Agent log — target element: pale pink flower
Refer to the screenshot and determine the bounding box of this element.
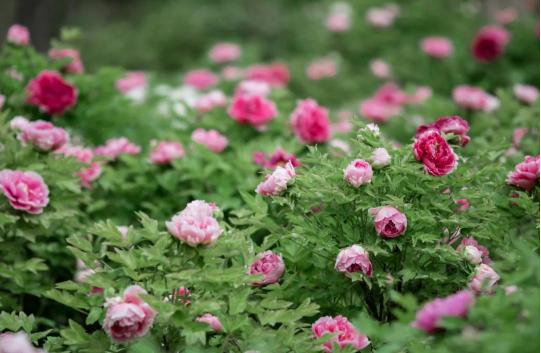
[103,285,157,342]
[290,99,331,144]
[116,72,147,94]
[332,110,353,134]
[56,145,102,188]
[457,237,491,265]
[196,314,223,332]
[335,245,372,277]
[191,128,228,153]
[453,85,491,111]
[371,147,391,168]
[407,86,433,104]
[248,250,285,286]
[421,37,453,59]
[506,155,540,191]
[13,118,69,151]
[183,69,219,90]
[495,8,517,25]
[255,162,295,196]
[366,5,399,28]
[412,290,474,333]
[359,98,400,123]
[235,80,271,97]
[0,331,41,353]
[209,42,241,64]
[49,48,84,74]
[306,57,337,80]
[245,63,290,87]
[312,315,370,353]
[150,141,185,165]
[221,66,245,81]
[369,59,391,79]
[6,24,29,46]
[0,170,49,214]
[504,285,518,296]
[512,128,529,148]
[344,159,373,187]
[166,200,223,246]
[369,206,407,238]
[325,9,351,33]
[252,148,300,169]
[95,137,141,160]
[469,264,500,294]
[195,90,227,113]
[513,84,539,105]
[329,139,351,156]
[228,94,277,128]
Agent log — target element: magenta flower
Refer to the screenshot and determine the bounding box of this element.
[12,117,69,151]
[413,129,458,176]
[290,99,331,144]
[26,70,77,116]
[228,94,277,128]
[412,290,474,333]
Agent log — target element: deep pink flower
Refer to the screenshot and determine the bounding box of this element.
[228,94,277,128]
[371,147,391,168]
[255,162,295,196]
[513,84,539,105]
[290,99,331,144]
[116,72,147,94]
[413,129,458,176]
[103,285,157,343]
[209,42,241,63]
[95,137,141,160]
[26,70,77,116]
[457,237,491,265]
[421,37,453,59]
[306,57,337,80]
[196,313,223,332]
[335,245,373,277]
[56,145,102,188]
[472,26,510,62]
[166,200,223,246]
[149,141,185,165]
[506,155,540,191]
[49,48,84,74]
[183,69,219,90]
[495,8,517,25]
[246,63,290,87]
[455,199,470,213]
[0,331,41,353]
[12,117,69,151]
[7,24,29,45]
[194,90,227,113]
[248,250,285,286]
[469,264,500,294]
[191,128,229,153]
[0,170,49,214]
[416,116,470,147]
[312,315,370,353]
[368,206,407,238]
[369,59,391,79]
[344,159,373,187]
[412,290,474,333]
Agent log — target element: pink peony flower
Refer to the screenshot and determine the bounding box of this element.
[0,331,41,353]
[95,137,141,160]
[368,148,390,168]
[306,57,338,80]
[312,315,370,353]
[228,94,277,128]
[209,42,241,64]
[149,141,185,165]
[495,8,517,25]
[191,128,229,153]
[332,111,353,134]
[344,159,373,187]
[221,65,245,81]
[368,206,407,238]
[290,99,331,144]
[512,128,529,148]
[335,245,373,277]
[194,90,227,113]
[325,12,351,32]
[421,37,453,59]
[0,170,49,214]
[455,199,470,213]
[74,260,103,295]
[235,80,271,97]
[407,86,433,105]
[416,116,470,147]
[166,200,223,246]
[49,48,84,74]
[176,287,191,305]
[248,250,285,286]
[369,59,391,79]
[412,290,474,333]
[469,264,500,295]
[252,148,300,169]
[56,145,102,188]
[246,63,290,87]
[452,85,497,112]
[413,129,458,176]
[366,5,399,28]
[11,117,69,151]
[471,26,510,62]
[506,155,540,191]
[116,71,147,94]
[6,24,30,46]
[196,313,223,332]
[26,70,77,116]
[183,69,219,90]
[513,84,539,105]
[359,98,400,123]
[103,285,157,343]
[457,237,491,265]
[255,162,296,196]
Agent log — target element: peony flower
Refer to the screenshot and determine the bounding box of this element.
[452,85,496,112]
[208,42,241,64]
[103,285,157,342]
[221,65,245,81]
[149,141,185,165]
[413,129,458,176]
[306,57,338,80]
[194,90,227,113]
[369,59,391,79]
[0,170,49,214]
[255,162,295,196]
[245,63,290,87]
[0,331,42,353]
[495,8,517,25]
[235,80,271,97]
[95,137,141,160]
[469,264,500,295]
[116,71,147,94]
[6,24,29,45]
[416,116,470,147]
[512,128,528,148]
[49,48,84,74]
[455,198,470,213]
[191,128,229,153]
[371,147,391,168]
[55,145,102,188]
[471,26,510,62]
[335,245,373,277]
[325,12,351,32]
[513,84,539,105]
[312,315,370,353]
[26,70,77,116]
[12,118,69,151]
[407,86,433,105]
[183,69,219,90]
[228,94,277,128]
[412,290,474,333]
[196,313,223,332]
[506,155,540,191]
[344,159,373,187]
[290,99,331,144]
[332,110,353,134]
[329,139,352,156]
[253,148,300,169]
[366,5,399,28]
[368,206,407,238]
[457,236,491,265]
[420,37,453,59]
[166,200,223,246]
[248,250,285,286]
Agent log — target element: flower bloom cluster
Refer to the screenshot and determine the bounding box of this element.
[95,137,141,160]
[255,162,296,196]
[412,290,474,333]
[149,140,185,165]
[166,200,223,246]
[10,116,69,151]
[416,116,470,147]
[0,170,49,214]
[248,250,285,286]
[312,315,370,352]
[6,24,30,45]
[246,62,290,87]
[452,85,499,112]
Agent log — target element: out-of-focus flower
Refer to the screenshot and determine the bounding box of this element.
[6,24,29,45]
[95,138,141,160]
[0,331,42,353]
[471,26,510,62]
[306,57,338,80]
[196,314,223,332]
[191,128,228,153]
[56,145,102,188]
[366,5,399,28]
[149,140,185,165]
[195,90,227,113]
[221,66,245,81]
[10,117,68,151]
[49,48,84,74]
[209,42,241,64]
[253,148,299,169]
[513,84,539,105]
[455,199,470,213]
[370,59,391,79]
[116,71,147,103]
[26,70,77,115]
[255,162,295,196]
[325,3,352,32]
[421,37,453,59]
[246,63,290,87]
[235,80,271,97]
[290,99,331,144]
[228,94,277,128]
[412,290,474,333]
[371,147,391,168]
[469,264,500,294]
[183,69,219,90]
